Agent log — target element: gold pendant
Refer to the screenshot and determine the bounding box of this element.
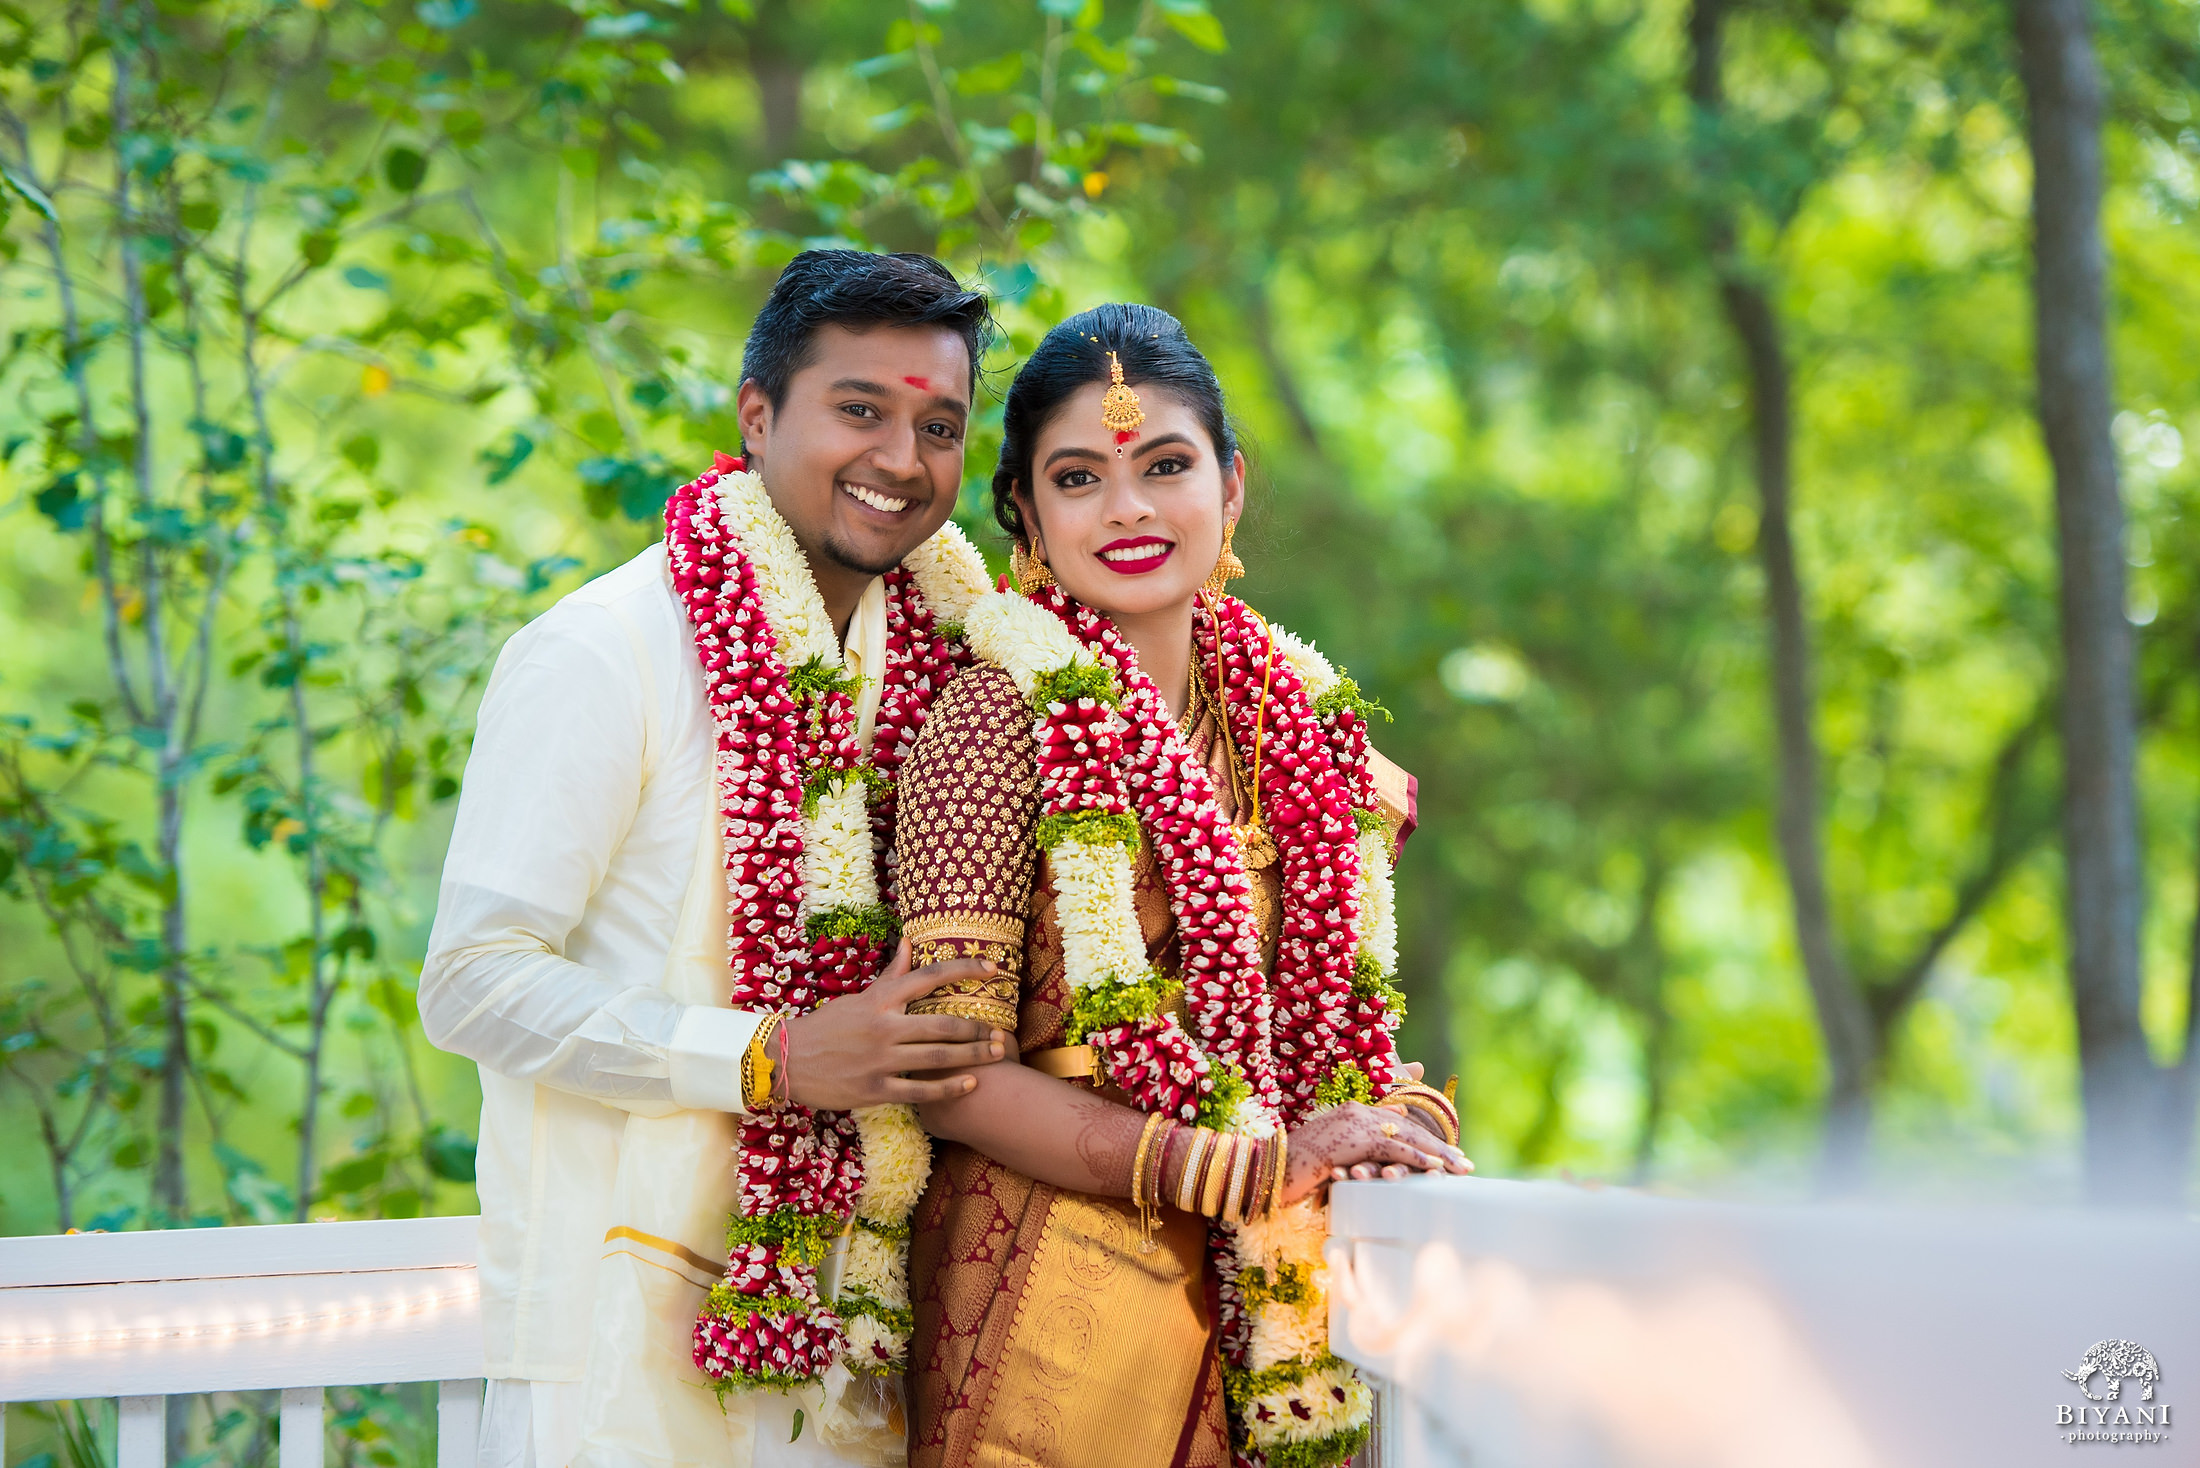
[1235,822,1277,871]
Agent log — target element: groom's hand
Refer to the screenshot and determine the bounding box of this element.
[778,939,1011,1110]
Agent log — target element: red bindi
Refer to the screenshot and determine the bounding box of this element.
[903,376,931,390]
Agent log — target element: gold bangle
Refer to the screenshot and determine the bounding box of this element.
[1200,1134,1234,1218]
[742,1014,781,1113]
[1267,1128,1289,1216]
[1221,1131,1257,1224]
[1384,1087,1458,1146]
[1130,1111,1170,1254]
[1176,1128,1213,1214]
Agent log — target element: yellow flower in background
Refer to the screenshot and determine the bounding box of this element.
[361,364,392,397]
[1083,171,1108,198]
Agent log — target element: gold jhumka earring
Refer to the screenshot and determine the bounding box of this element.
[1100,349,1145,456]
[1202,517,1246,599]
[1011,543,1055,595]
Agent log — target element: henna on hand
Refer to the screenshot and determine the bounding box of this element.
[1281,1101,1472,1204]
[1069,1096,1143,1196]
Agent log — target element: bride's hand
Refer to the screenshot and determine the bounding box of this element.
[1281,1102,1473,1204]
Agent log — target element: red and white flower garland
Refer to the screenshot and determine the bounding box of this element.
[664,453,987,1393]
[962,581,1404,1466]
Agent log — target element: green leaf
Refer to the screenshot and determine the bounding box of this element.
[383,146,429,192]
[343,264,390,290]
[789,1409,805,1443]
[300,231,338,268]
[332,924,377,961]
[480,431,534,485]
[0,160,57,223]
[1160,5,1227,52]
[423,1124,477,1182]
[34,471,87,531]
[321,1151,387,1194]
[341,433,381,473]
[584,11,660,38]
[415,0,472,26]
[955,54,1024,95]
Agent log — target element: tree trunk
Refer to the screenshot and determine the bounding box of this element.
[749,0,802,162]
[2012,0,2180,1205]
[1689,0,1877,1190]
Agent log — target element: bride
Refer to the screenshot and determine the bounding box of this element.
[890,303,1470,1468]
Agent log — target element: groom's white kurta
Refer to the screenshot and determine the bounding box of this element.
[422,542,891,1467]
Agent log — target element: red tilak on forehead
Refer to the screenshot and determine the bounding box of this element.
[903,376,931,390]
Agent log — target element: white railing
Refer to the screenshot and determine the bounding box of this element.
[1326,1175,2199,1468]
[0,1216,483,1467]
[11,1183,2194,1468]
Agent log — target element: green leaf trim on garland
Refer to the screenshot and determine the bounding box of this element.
[1311,674,1390,725]
[1196,1062,1252,1130]
[853,1213,912,1242]
[801,761,888,816]
[786,654,866,703]
[1030,659,1121,713]
[834,1292,915,1337]
[1350,953,1407,1021]
[1067,972,1174,1040]
[1236,1259,1312,1312]
[805,902,900,947]
[727,1205,838,1265]
[1313,1059,1374,1109]
[1035,810,1141,851]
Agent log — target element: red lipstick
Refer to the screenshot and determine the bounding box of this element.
[1094,535,1175,575]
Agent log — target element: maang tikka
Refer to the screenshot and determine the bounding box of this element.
[1100,350,1144,456]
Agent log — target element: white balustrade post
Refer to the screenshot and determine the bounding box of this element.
[436,1379,483,1468]
[118,1396,165,1468]
[278,1386,325,1468]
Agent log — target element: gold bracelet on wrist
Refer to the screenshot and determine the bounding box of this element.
[1221,1132,1258,1224]
[1175,1128,1213,1214]
[1266,1128,1289,1216]
[1200,1134,1234,1218]
[1130,1110,1170,1254]
[743,1014,782,1113]
[1385,1086,1459,1146]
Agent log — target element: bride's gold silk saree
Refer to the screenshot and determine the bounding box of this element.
[891,662,1416,1468]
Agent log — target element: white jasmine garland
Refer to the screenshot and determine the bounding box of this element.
[841,1229,908,1308]
[1269,626,1339,703]
[903,519,990,626]
[1046,837,1155,992]
[850,1101,931,1224]
[800,778,879,915]
[966,588,1090,690]
[710,471,840,668]
[1354,827,1398,977]
[1248,1296,1331,1373]
[1247,1366,1370,1450]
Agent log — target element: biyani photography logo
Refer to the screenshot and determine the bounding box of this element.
[2057,1339,2170,1447]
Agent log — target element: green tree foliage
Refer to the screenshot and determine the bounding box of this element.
[3,0,2197,1275]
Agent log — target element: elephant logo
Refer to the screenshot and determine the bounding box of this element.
[2064,1340,2161,1402]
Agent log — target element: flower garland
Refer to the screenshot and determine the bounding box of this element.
[962,582,1403,1468]
[665,453,986,1393]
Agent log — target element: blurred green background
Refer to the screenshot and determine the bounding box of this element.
[3,0,2197,1279]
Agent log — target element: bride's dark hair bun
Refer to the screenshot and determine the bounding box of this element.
[991,303,1238,549]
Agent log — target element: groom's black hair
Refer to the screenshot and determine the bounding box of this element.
[740,250,994,410]
[991,302,1238,549]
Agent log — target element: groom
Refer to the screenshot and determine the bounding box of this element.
[420,251,1006,1468]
